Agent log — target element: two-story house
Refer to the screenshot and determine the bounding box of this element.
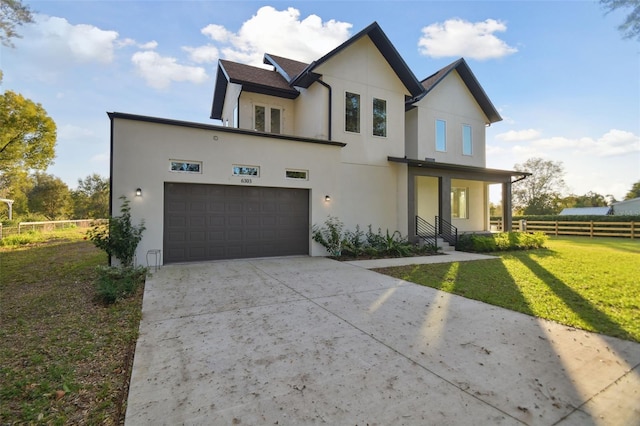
[109,22,528,265]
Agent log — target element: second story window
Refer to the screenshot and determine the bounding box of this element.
[436,119,446,152]
[254,105,281,134]
[372,98,387,137]
[345,92,360,133]
[462,124,472,155]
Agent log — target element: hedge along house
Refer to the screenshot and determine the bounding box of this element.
[109,22,528,265]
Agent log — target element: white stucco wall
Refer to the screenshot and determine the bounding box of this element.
[416,176,439,222]
[451,179,487,232]
[313,36,410,166]
[236,92,296,134]
[111,117,343,265]
[412,71,488,167]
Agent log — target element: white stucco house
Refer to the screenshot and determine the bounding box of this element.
[109,22,528,265]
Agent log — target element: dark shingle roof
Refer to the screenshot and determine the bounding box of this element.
[263,54,309,83]
[211,60,300,119]
[290,22,424,98]
[415,58,502,123]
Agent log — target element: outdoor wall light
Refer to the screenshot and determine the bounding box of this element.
[135,188,142,197]
[325,195,331,202]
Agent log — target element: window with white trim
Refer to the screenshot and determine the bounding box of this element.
[462,124,472,155]
[285,169,308,180]
[170,160,202,173]
[345,92,360,133]
[254,104,282,134]
[436,119,446,151]
[451,187,468,219]
[372,98,387,137]
[233,165,260,177]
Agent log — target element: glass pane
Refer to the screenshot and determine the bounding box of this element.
[254,105,265,132]
[436,120,446,151]
[451,187,468,219]
[463,125,472,155]
[373,98,387,137]
[233,166,259,176]
[270,108,281,134]
[345,92,360,133]
[286,170,308,179]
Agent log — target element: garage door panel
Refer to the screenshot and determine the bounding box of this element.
[164,183,309,263]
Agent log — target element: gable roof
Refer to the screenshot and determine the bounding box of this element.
[415,58,502,124]
[211,60,299,119]
[559,207,612,216]
[290,22,424,98]
[263,54,309,83]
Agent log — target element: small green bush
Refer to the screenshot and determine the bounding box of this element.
[457,232,548,253]
[0,231,43,247]
[94,265,147,304]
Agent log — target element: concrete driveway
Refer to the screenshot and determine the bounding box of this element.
[125,256,640,425]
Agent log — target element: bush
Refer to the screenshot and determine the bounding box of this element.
[0,231,43,247]
[312,217,437,259]
[94,265,147,304]
[87,196,145,267]
[457,232,548,253]
[311,216,344,256]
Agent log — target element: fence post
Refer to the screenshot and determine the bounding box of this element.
[555,221,558,236]
[632,222,635,240]
[590,221,594,238]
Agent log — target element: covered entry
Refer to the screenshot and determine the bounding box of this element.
[164,183,309,263]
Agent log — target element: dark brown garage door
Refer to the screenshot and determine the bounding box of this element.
[164,183,309,263]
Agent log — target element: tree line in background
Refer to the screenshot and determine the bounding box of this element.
[492,157,640,216]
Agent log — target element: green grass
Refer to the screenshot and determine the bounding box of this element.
[375,236,640,342]
[0,233,144,424]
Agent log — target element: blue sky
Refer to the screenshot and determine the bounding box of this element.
[2,0,639,202]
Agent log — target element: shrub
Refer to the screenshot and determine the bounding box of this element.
[87,196,145,267]
[0,231,43,247]
[457,232,548,253]
[94,265,147,304]
[312,216,344,256]
[342,225,365,258]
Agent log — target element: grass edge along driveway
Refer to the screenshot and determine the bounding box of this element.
[374,236,640,343]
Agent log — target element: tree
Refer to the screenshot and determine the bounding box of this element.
[0,168,32,218]
[624,180,640,200]
[72,174,109,219]
[0,0,33,48]
[600,0,640,41]
[0,91,56,174]
[27,172,71,220]
[574,191,609,207]
[512,157,566,215]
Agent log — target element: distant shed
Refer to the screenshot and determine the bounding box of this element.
[559,206,612,216]
[612,197,640,215]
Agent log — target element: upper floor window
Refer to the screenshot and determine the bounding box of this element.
[345,92,360,133]
[254,105,281,134]
[451,187,468,219]
[436,119,446,151]
[462,124,472,155]
[372,98,387,137]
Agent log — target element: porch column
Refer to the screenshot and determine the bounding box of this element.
[502,181,512,232]
[407,172,416,242]
[439,176,451,222]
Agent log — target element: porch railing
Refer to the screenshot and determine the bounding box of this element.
[416,215,438,249]
[436,216,458,246]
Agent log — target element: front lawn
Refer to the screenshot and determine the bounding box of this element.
[374,236,640,342]
[0,234,143,424]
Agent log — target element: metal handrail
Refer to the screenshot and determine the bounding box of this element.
[416,215,438,249]
[436,216,458,246]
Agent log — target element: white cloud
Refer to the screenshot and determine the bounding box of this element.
[496,129,541,142]
[58,124,95,140]
[182,45,219,64]
[27,15,120,63]
[418,18,518,60]
[131,51,208,89]
[530,129,639,157]
[138,40,158,50]
[199,6,352,67]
